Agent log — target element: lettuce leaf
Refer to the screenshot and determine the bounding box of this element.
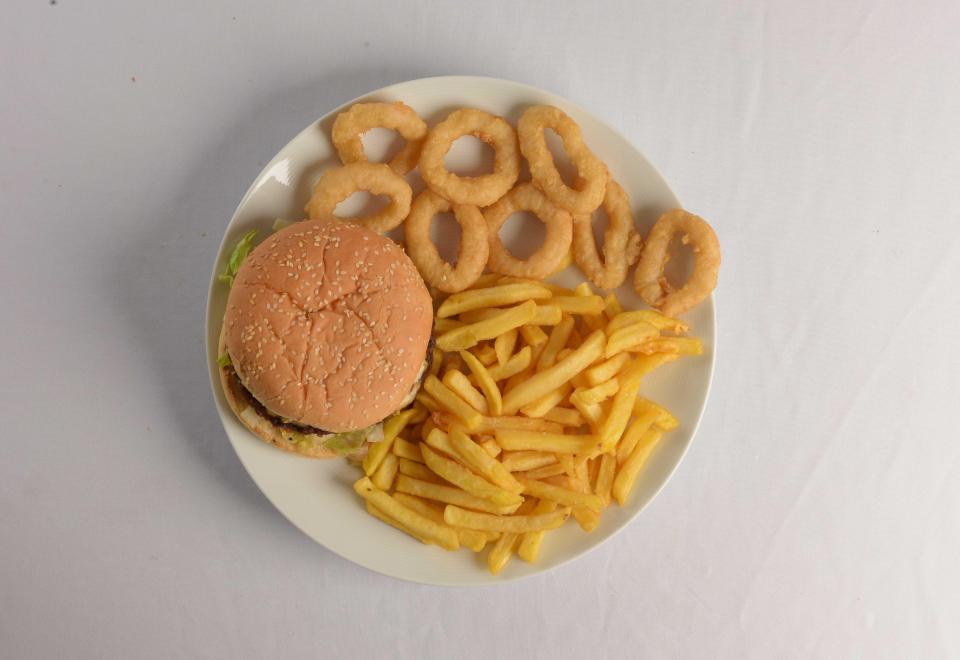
[272,218,294,232]
[216,352,232,368]
[218,229,257,287]
[321,430,368,456]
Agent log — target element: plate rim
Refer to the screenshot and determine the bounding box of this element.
[204,74,716,586]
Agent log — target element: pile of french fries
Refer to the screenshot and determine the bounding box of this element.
[355,275,702,575]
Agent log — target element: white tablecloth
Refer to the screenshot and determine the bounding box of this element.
[3,1,959,657]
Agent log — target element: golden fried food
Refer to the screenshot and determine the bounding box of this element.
[332,101,427,174]
[419,108,520,206]
[484,183,574,280]
[304,162,412,232]
[634,209,721,317]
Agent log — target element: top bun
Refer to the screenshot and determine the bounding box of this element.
[223,219,433,432]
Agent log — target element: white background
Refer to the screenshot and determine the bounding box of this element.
[3,1,959,658]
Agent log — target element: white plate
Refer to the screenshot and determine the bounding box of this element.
[205,76,715,586]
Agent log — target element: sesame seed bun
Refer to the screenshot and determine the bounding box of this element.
[221,219,434,440]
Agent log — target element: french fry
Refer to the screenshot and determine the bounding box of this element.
[398,457,442,483]
[424,427,466,461]
[363,408,417,475]
[438,301,538,351]
[448,428,523,494]
[572,505,600,532]
[569,394,603,426]
[605,322,659,358]
[487,529,522,575]
[581,312,607,334]
[420,417,437,442]
[458,308,503,324]
[519,324,549,347]
[615,401,678,464]
[494,328,518,365]
[630,352,680,377]
[371,452,399,490]
[495,430,597,454]
[393,437,423,462]
[634,397,679,430]
[437,283,552,318]
[443,352,465,375]
[475,344,499,366]
[634,337,703,356]
[503,343,543,396]
[393,493,489,552]
[573,282,593,296]
[429,346,443,377]
[415,390,441,413]
[573,284,603,332]
[423,375,482,430]
[459,350,504,416]
[550,295,605,316]
[518,476,603,512]
[584,353,631,387]
[607,309,687,334]
[434,317,465,334]
[408,403,430,424]
[537,316,575,370]
[480,437,502,458]
[366,501,429,544]
[467,272,502,289]
[530,304,563,326]
[558,453,576,477]
[541,406,586,427]
[517,463,568,480]
[519,383,571,419]
[497,276,574,296]
[502,329,606,414]
[602,292,623,320]
[588,456,602,491]
[517,499,558,562]
[444,504,571,533]
[598,359,646,452]
[612,428,664,506]
[431,411,564,435]
[595,453,617,505]
[482,346,532,382]
[354,477,459,550]
[499,451,557,473]
[421,445,522,507]
[571,378,619,405]
[486,499,538,574]
[570,367,591,390]
[442,369,488,414]
[473,415,564,434]
[567,464,599,531]
[395,475,521,515]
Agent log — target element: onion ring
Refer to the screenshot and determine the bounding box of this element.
[332,102,428,175]
[418,108,520,207]
[518,105,608,215]
[634,209,721,317]
[572,179,637,289]
[404,190,488,293]
[625,231,643,266]
[304,162,412,233]
[483,183,573,280]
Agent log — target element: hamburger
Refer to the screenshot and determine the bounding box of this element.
[217,219,434,458]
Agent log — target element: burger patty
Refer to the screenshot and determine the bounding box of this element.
[224,334,435,437]
[223,366,333,436]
